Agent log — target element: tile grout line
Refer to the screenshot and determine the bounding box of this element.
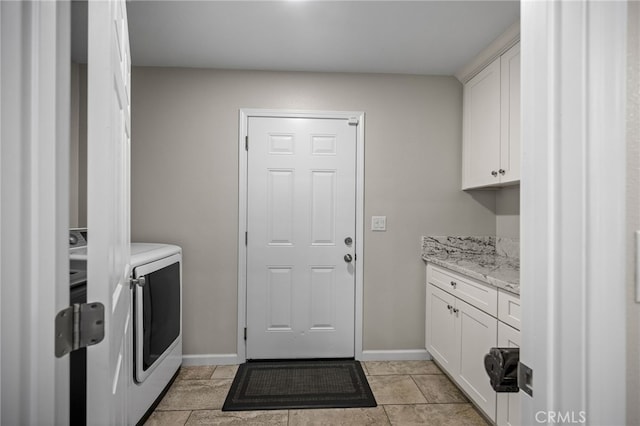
[182,410,193,426]
[409,374,433,404]
[209,365,218,380]
[381,404,393,425]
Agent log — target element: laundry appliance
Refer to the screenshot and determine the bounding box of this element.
[69,230,182,425]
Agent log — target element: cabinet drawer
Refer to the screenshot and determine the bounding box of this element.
[427,264,498,316]
[498,290,521,331]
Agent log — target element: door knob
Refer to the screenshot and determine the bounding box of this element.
[344,237,353,246]
[344,254,353,263]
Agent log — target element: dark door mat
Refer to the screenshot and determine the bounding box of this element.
[221,359,377,411]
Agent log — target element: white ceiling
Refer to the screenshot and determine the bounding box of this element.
[74,1,520,75]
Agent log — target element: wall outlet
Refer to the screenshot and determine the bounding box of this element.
[371,216,386,231]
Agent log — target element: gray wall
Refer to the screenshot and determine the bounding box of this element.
[628,2,640,423]
[496,186,520,239]
[130,67,497,356]
[69,63,87,228]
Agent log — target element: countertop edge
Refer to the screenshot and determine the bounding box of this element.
[422,254,520,296]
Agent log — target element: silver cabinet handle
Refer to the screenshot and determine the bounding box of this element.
[452,308,459,314]
[499,169,505,175]
[491,170,498,177]
[450,281,457,289]
[344,254,353,263]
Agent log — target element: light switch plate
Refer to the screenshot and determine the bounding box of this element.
[371,216,386,231]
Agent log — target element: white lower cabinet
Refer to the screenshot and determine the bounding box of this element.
[457,297,498,419]
[426,283,497,421]
[496,322,521,426]
[426,284,457,372]
[426,264,521,425]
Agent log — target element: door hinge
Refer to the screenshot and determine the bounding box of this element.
[55,302,105,358]
[245,135,248,151]
[245,231,248,246]
[244,327,247,340]
[348,117,359,125]
[518,361,533,397]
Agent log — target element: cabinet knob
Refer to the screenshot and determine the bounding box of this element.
[491,170,498,177]
[499,169,505,175]
[450,281,457,288]
[453,308,459,314]
[447,304,453,311]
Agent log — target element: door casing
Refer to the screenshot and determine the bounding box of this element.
[237,109,365,362]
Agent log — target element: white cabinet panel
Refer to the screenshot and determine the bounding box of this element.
[426,284,458,372]
[456,299,498,420]
[462,58,501,188]
[498,290,521,331]
[462,42,521,189]
[500,43,521,184]
[497,322,521,426]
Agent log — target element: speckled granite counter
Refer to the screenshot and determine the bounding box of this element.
[421,236,520,295]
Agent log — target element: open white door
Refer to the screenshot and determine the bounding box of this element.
[86,0,132,424]
[0,1,71,424]
[521,1,627,424]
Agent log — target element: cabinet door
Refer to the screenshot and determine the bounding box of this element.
[426,284,458,372]
[498,290,521,331]
[455,299,498,421]
[497,322,521,426]
[499,42,521,184]
[462,57,501,189]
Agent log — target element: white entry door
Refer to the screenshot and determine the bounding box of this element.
[246,116,357,359]
[86,0,132,423]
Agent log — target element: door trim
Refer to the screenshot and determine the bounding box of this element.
[521,1,627,423]
[237,108,365,362]
[1,1,71,423]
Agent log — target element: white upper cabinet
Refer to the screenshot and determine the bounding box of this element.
[462,42,521,190]
[499,43,521,185]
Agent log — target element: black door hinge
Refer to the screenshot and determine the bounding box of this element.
[245,136,248,151]
[244,327,247,340]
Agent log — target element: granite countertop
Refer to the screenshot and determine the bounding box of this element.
[421,236,520,295]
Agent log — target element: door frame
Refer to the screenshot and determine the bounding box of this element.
[1,1,71,424]
[237,109,365,362]
[521,1,627,424]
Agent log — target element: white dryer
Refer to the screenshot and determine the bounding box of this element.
[129,243,183,425]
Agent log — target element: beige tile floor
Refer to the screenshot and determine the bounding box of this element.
[144,360,490,426]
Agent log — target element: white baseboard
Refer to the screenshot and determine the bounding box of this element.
[182,353,240,366]
[360,349,431,362]
[182,350,430,364]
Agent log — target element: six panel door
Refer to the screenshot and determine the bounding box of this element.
[246,116,357,359]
